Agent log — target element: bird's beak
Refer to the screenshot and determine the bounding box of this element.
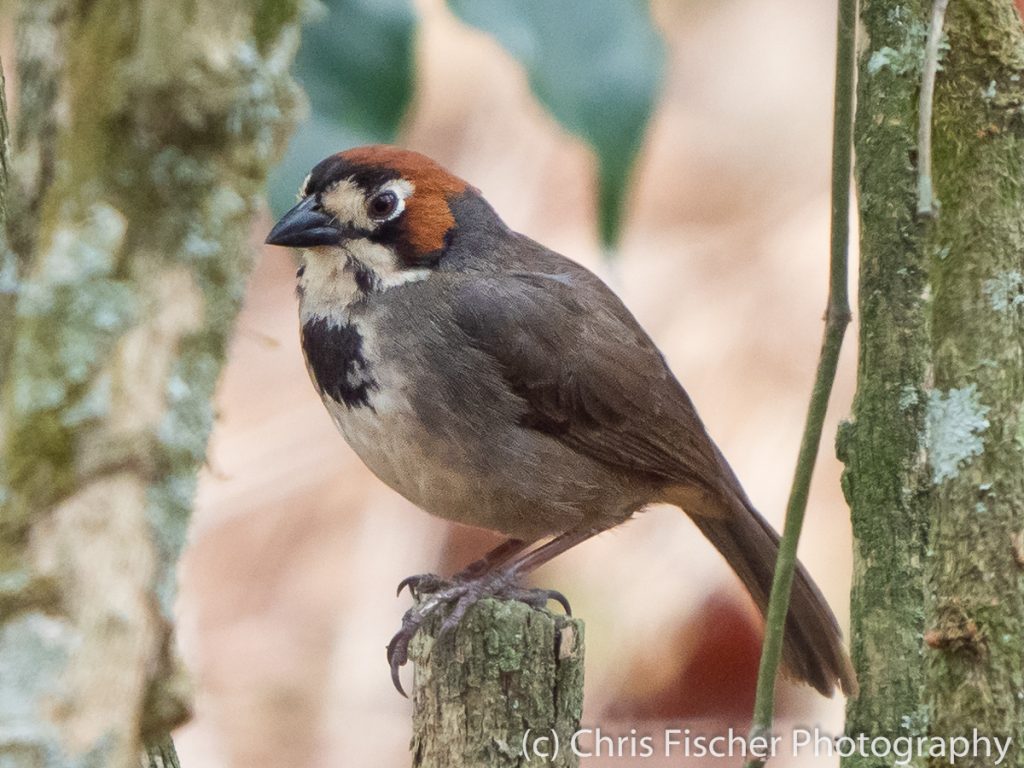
[265,196,344,248]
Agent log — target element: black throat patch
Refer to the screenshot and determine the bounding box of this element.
[301,316,377,409]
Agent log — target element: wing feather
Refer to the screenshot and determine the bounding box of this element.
[451,273,726,491]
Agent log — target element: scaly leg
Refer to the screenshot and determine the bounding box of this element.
[394,537,531,599]
[386,527,604,695]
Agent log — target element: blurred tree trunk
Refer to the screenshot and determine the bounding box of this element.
[841,0,1024,765]
[0,2,303,765]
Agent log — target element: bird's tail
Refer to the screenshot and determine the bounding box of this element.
[669,484,858,697]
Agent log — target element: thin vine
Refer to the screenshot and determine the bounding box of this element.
[745,0,856,762]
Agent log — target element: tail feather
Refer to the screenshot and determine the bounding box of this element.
[672,486,858,697]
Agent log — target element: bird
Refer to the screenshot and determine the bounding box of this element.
[265,145,857,699]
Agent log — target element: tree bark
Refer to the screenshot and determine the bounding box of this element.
[410,599,584,768]
[0,2,303,765]
[925,0,1024,761]
[842,0,1024,765]
[144,736,182,768]
[840,0,933,759]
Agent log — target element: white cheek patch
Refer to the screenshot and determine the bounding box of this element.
[382,267,431,288]
[343,239,431,288]
[347,239,394,274]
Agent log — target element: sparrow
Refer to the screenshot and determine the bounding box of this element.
[265,145,857,699]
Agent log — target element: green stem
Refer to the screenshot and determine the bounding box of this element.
[745,0,855,761]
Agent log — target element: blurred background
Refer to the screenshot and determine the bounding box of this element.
[175,0,856,764]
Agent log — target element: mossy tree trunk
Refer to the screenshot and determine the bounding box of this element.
[842,0,1024,765]
[0,2,303,765]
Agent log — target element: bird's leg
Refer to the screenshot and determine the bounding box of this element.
[395,537,530,599]
[454,537,531,580]
[434,527,601,635]
[499,527,605,578]
[386,528,604,695]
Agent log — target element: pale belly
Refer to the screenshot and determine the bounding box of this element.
[321,381,611,541]
[324,390,500,530]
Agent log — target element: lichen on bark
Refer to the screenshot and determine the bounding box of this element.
[840,0,934,758]
[843,0,1024,765]
[925,0,1024,759]
[0,1,304,764]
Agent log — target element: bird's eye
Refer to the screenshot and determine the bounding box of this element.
[367,190,400,221]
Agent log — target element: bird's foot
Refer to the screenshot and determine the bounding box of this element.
[386,571,572,696]
[395,572,447,599]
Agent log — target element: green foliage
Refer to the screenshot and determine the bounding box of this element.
[268,0,416,213]
[448,0,665,246]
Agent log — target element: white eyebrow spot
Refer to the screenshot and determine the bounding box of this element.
[390,178,414,200]
[378,179,414,222]
[299,173,312,199]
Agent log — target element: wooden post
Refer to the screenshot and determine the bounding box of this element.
[410,599,585,768]
[143,738,181,768]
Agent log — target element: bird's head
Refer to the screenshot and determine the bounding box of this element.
[266,146,476,272]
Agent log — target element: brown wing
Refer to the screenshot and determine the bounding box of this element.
[450,272,857,697]
[451,272,728,492]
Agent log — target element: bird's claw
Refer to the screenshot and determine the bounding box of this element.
[395,573,446,598]
[538,588,572,616]
[386,575,572,696]
[386,610,421,697]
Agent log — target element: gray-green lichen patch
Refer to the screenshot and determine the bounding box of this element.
[983,270,1024,312]
[1015,402,1024,452]
[12,201,133,417]
[0,612,76,764]
[26,202,124,290]
[0,247,16,296]
[899,706,930,734]
[866,21,932,76]
[147,470,199,617]
[926,385,991,484]
[899,384,920,410]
